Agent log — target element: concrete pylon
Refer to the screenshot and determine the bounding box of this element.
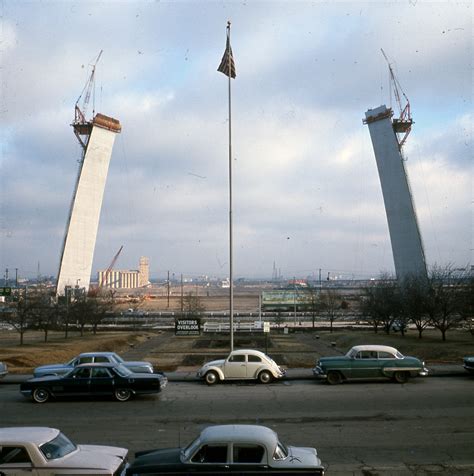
[364,105,427,281]
[56,114,121,296]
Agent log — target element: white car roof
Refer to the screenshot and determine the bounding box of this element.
[200,425,278,447]
[0,427,59,445]
[230,349,267,358]
[350,345,399,354]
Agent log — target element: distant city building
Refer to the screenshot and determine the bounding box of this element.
[139,256,150,287]
[98,256,150,289]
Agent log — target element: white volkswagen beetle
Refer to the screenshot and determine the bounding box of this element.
[0,427,128,475]
[197,349,286,385]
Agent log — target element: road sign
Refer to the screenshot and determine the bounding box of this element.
[263,321,270,333]
[0,287,11,297]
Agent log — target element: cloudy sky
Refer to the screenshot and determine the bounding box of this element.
[0,0,472,281]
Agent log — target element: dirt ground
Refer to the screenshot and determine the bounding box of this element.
[1,327,471,373]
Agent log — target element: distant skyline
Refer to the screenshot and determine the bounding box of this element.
[1,0,472,282]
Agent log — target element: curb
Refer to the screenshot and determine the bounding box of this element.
[0,366,467,385]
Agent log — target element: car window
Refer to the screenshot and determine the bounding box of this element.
[111,353,124,363]
[191,445,228,463]
[78,357,93,364]
[94,356,110,363]
[74,368,91,378]
[228,355,245,363]
[356,351,377,359]
[91,367,112,378]
[248,355,262,363]
[40,432,77,460]
[0,446,31,464]
[273,442,288,461]
[378,351,395,359]
[113,364,133,377]
[233,444,265,463]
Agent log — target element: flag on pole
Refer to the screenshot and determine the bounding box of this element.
[217,31,236,79]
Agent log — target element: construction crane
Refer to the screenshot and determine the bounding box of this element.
[72,50,103,151]
[100,245,124,288]
[381,48,413,149]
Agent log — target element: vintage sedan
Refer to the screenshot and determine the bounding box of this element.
[0,361,7,379]
[33,351,154,377]
[197,349,285,385]
[463,356,474,374]
[0,426,128,475]
[126,424,324,475]
[313,345,429,384]
[21,363,167,403]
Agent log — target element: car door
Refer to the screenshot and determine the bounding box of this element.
[0,445,39,476]
[245,354,263,379]
[377,350,398,377]
[189,443,230,473]
[61,367,92,395]
[351,351,380,379]
[229,443,267,474]
[223,354,247,379]
[90,367,114,395]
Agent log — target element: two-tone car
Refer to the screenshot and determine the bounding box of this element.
[33,351,155,377]
[0,426,128,474]
[126,424,324,475]
[21,363,167,403]
[313,344,429,384]
[197,349,285,385]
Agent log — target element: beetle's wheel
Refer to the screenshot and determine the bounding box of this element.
[258,370,272,384]
[205,371,219,386]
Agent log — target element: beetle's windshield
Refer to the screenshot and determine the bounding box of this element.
[40,432,77,460]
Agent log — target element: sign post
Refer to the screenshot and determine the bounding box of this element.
[263,321,270,354]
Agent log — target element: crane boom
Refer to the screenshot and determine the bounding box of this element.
[100,245,124,288]
[381,48,413,149]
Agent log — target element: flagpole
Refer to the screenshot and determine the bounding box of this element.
[227,21,234,352]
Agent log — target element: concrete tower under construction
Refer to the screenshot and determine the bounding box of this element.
[56,113,121,295]
[364,104,427,281]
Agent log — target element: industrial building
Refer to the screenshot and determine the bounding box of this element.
[98,256,150,290]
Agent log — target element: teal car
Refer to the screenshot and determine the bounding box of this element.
[313,345,429,385]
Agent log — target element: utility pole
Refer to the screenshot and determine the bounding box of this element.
[167,270,170,308]
[4,268,8,286]
[293,276,297,327]
[180,274,184,313]
[15,268,18,288]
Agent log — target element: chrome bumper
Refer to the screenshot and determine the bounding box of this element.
[312,366,327,379]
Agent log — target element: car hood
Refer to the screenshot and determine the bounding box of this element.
[285,445,323,468]
[318,356,349,364]
[201,359,225,369]
[124,361,152,367]
[131,447,182,468]
[54,444,128,470]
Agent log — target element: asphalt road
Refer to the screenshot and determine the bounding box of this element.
[1,376,473,475]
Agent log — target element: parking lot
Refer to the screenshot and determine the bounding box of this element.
[2,375,473,475]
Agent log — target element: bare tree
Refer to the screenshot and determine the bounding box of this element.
[304,284,321,329]
[361,273,401,334]
[183,292,205,319]
[400,273,431,339]
[320,289,341,333]
[425,265,466,341]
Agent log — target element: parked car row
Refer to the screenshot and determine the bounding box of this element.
[2,344,472,405]
[0,425,325,475]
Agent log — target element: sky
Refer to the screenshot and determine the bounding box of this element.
[0,0,472,282]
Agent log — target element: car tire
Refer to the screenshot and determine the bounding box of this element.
[32,387,50,403]
[205,371,219,386]
[114,388,132,402]
[393,371,409,384]
[258,370,273,384]
[326,371,343,385]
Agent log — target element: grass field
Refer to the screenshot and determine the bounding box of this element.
[0,327,471,373]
